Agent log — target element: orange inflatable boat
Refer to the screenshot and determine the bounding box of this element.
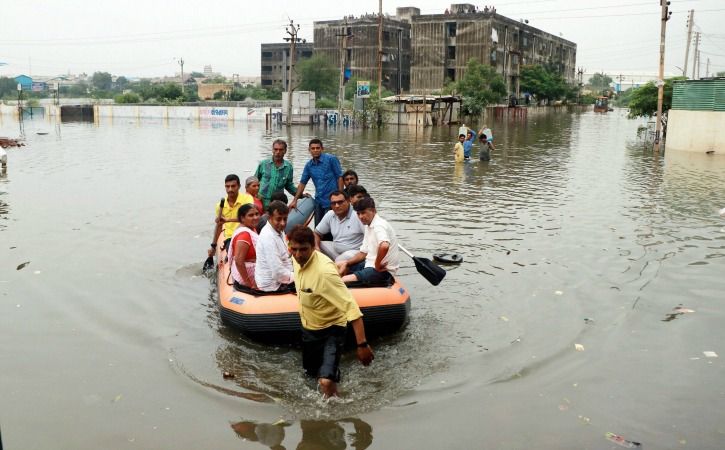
[214,236,411,343]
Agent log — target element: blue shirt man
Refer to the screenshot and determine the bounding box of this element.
[463,128,476,159]
[290,138,344,225]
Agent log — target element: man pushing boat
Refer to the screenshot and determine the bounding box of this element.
[288,225,374,398]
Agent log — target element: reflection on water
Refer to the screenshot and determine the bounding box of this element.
[231,418,372,450]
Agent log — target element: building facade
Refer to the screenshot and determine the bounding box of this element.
[313,15,412,94]
[409,4,576,94]
[260,42,314,90]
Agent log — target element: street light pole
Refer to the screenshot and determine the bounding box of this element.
[284,20,301,127]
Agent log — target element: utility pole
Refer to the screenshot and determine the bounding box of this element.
[377,0,383,99]
[177,57,185,93]
[696,50,701,79]
[683,10,694,77]
[336,22,350,118]
[576,67,584,104]
[654,0,671,153]
[284,19,301,127]
[616,73,625,94]
[691,32,700,79]
[706,58,710,78]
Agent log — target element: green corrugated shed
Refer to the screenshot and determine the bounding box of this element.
[672,79,725,111]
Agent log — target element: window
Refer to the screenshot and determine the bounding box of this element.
[447,46,456,59]
[262,79,272,85]
[447,22,457,38]
[301,51,312,58]
[490,49,497,63]
[262,66,273,72]
[262,51,273,58]
[447,68,456,81]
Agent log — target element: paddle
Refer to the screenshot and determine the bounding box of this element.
[398,244,446,286]
[203,198,225,271]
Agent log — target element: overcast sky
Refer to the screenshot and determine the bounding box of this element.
[1,0,724,80]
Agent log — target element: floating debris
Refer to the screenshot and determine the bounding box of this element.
[223,371,236,379]
[555,290,563,295]
[662,305,696,322]
[605,432,642,448]
[112,394,122,403]
[16,261,30,271]
[584,318,595,324]
[499,316,509,322]
[574,344,585,352]
[225,147,231,152]
[703,351,718,358]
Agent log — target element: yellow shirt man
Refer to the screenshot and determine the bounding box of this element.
[292,250,362,331]
[216,193,254,239]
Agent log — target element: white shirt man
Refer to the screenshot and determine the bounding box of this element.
[338,197,400,285]
[254,202,294,291]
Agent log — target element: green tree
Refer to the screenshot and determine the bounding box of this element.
[91,71,113,91]
[456,59,507,116]
[627,77,685,134]
[115,76,129,91]
[520,64,575,103]
[114,92,141,103]
[190,71,204,78]
[589,72,613,91]
[297,54,338,99]
[0,77,17,99]
[716,71,725,77]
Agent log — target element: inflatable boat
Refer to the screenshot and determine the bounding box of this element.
[214,197,411,343]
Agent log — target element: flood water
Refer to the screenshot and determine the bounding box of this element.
[1,110,724,449]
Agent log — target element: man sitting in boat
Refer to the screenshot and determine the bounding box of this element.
[337,197,400,286]
[314,190,365,265]
[347,184,370,207]
[342,169,359,194]
[229,204,261,289]
[288,225,374,398]
[254,201,294,292]
[207,174,253,259]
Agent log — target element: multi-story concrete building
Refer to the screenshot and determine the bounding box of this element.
[313,15,412,94]
[262,4,576,97]
[260,42,314,90]
[409,4,576,94]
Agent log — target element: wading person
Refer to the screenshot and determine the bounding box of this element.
[229,204,261,289]
[337,197,400,285]
[287,225,374,398]
[290,138,344,226]
[453,134,465,163]
[254,201,294,292]
[479,133,496,161]
[207,174,253,259]
[314,191,365,264]
[463,128,476,160]
[254,139,297,209]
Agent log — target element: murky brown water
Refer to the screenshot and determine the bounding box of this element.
[1,110,724,449]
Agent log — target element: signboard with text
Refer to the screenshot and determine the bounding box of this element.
[356,81,370,98]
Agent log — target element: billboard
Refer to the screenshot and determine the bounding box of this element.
[356,81,370,98]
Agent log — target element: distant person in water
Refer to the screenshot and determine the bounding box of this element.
[454,134,465,163]
[479,133,495,161]
[463,128,476,160]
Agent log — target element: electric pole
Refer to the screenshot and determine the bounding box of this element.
[683,10,694,77]
[654,0,671,153]
[706,58,710,78]
[691,32,700,79]
[576,67,584,104]
[284,20,301,127]
[616,74,625,94]
[336,22,350,118]
[177,57,185,93]
[377,0,383,99]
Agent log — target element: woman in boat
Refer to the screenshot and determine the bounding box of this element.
[229,203,261,289]
[245,176,264,215]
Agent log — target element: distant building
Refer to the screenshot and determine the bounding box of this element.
[261,3,577,97]
[313,15,412,94]
[14,75,32,91]
[408,4,576,95]
[260,42,314,90]
[198,83,234,100]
